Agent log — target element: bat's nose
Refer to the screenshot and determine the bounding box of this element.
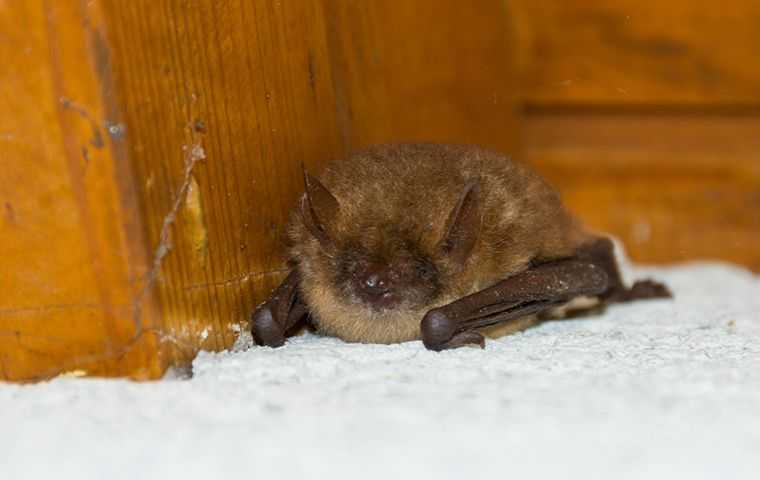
[363,273,387,291]
[356,266,399,309]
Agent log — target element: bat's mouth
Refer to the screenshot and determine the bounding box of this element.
[356,288,401,311]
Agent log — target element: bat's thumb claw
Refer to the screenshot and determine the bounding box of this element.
[421,310,456,351]
[252,305,286,348]
[421,309,485,351]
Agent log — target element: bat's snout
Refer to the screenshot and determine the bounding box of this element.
[355,265,401,310]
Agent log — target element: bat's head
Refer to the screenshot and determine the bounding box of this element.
[290,170,481,343]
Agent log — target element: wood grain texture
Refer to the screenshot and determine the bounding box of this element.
[523,112,760,269]
[323,0,520,152]
[512,0,760,106]
[99,0,345,368]
[0,1,163,381]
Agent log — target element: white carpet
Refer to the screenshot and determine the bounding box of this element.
[2,262,759,480]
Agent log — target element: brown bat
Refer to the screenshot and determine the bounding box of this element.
[251,143,670,351]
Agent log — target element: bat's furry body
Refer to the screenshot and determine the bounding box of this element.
[287,143,593,344]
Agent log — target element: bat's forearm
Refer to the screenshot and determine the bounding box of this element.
[421,260,610,351]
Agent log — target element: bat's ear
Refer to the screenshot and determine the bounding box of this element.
[301,168,340,246]
[437,179,481,268]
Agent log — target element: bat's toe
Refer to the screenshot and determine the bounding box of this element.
[629,279,673,300]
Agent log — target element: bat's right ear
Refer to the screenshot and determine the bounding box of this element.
[301,168,339,246]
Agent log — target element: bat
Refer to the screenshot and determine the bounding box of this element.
[251,143,671,351]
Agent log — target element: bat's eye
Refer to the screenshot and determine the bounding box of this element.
[416,259,438,281]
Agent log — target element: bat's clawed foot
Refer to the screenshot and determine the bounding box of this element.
[630,279,672,299]
[251,304,286,348]
[608,279,673,303]
[421,309,485,351]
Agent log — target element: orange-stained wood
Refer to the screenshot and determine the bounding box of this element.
[323,0,521,152]
[523,111,760,269]
[512,0,760,106]
[514,1,760,270]
[0,1,163,381]
[97,0,346,368]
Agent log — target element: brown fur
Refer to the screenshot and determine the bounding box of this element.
[288,143,591,344]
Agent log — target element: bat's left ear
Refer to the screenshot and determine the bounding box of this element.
[437,179,481,268]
